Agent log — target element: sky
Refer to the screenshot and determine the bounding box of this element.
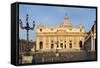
[19,4,96,41]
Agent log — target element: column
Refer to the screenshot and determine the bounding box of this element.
[49,36,51,50]
[43,37,46,51]
[36,37,39,51]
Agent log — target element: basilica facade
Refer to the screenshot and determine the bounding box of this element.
[35,15,87,52]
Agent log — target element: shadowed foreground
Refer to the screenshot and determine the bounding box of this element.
[32,51,96,64]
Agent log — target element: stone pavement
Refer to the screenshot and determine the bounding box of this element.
[32,51,96,64]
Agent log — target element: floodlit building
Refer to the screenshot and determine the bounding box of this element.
[36,15,87,52]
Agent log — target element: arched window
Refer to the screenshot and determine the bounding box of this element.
[69,40,72,48]
[79,41,82,48]
[39,41,43,49]
[57,45,59,48]
[51,44,54,49]
[69,43,72,48]
[64,44,66,48]
[60,43,63,48]
[40,29,42,32]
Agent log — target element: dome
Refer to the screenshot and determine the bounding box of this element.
[59,15,72,28]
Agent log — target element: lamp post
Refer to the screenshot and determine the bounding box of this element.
[19,14,35,56]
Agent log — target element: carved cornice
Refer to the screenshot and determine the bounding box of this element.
[36,32,87,37]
